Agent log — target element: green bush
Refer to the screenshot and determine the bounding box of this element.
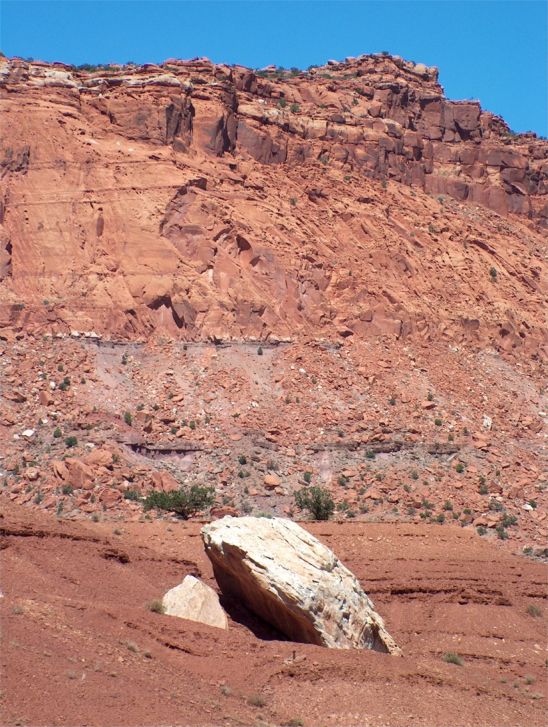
[147,599,165,614]
[294,486,334,521]
[143,485,214,519]
[53,427,62,438]
[64,436,77,448]
[501,513,517,528]
[124,411,133,426]
[123,489,141,501]
[303,471,312,484]
[443,652,463,666]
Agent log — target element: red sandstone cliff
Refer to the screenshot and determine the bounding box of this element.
[0,54,546,352]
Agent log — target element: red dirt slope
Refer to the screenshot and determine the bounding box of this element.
[1,501,546,726]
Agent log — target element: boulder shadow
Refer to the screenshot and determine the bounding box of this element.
[219,593,290,642]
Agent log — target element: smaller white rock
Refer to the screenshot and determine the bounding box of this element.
[22,429,35,438]
[162,575,228,630]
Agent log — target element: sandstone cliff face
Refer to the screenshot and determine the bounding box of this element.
[0,54,546,353]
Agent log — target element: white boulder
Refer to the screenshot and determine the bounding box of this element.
[162,575,228,630]
[202,516,400,652]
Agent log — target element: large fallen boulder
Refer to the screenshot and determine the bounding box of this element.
[201,516,400,652]
[162,575,228,630]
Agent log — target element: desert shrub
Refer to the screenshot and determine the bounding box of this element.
[53,427,62,438]
[526,604,542,618]
[64,436,77,448]
[501,513,517,528]
[290,103,300,113]
[489,267,497,281]
[303,471,312,484]
[443,652,463,666]
[238,454,247,465]
[455,463,464,473]
[143,485,214,519]
[147,599,165,614]
[489,499,504,512]
[257,346,263,355]
[124,411,133,426]
[434,418,442,426]
[247,694,266,707]
[62,484,73,495]
[278,98,287,108]
[123,489,141,501]
[294,486,334,521]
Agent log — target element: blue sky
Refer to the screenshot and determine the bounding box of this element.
[1,1,546,135]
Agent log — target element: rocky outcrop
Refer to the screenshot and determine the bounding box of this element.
[162,575,228,629]
[0,54,546,352]
[201,516,401,652]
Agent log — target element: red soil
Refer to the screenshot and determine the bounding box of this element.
[1,500,546,726]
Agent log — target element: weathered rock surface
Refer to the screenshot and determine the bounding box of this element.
[162,575,228,629]
[202,516,401,652]
[0,54,546,353]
